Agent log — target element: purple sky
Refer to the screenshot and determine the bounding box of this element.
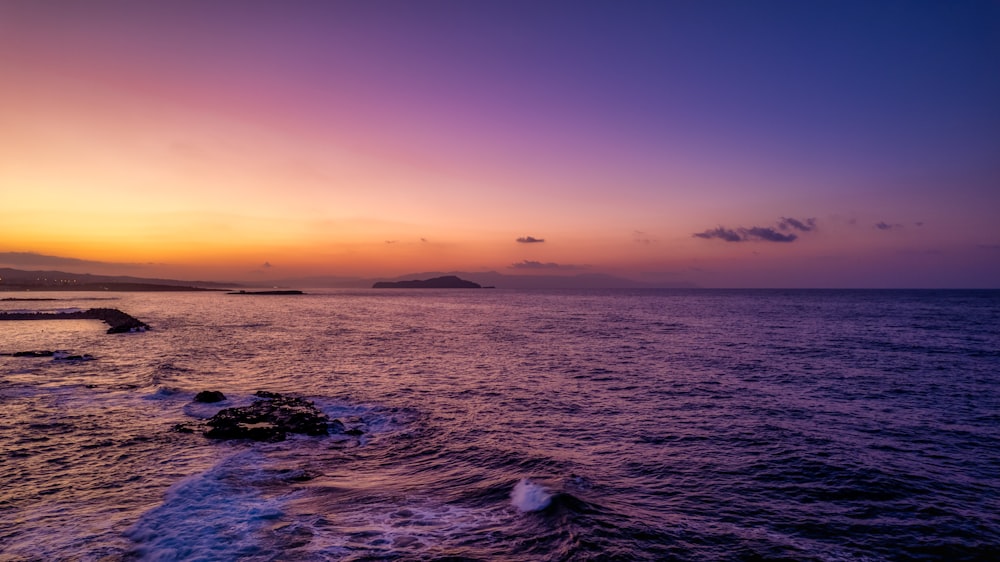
[1,1,998,287]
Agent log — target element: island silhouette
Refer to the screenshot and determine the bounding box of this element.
[372,275,481,289]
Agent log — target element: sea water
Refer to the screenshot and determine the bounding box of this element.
[1,289,998,560]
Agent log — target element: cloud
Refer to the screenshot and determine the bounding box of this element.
[693,227,744,242]
[385,240,398,244]
[262,261,273,268]
[693,217,813,243]
[0,252,146,269]
[516,236,545,243]
[875,221,903,230]
[509,260,587,270]
[633,230,655,244]
[743,227,797,242]
[420,238,428,243]
[778,217,816,232]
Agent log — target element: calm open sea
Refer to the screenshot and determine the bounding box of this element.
[1,289,998,561]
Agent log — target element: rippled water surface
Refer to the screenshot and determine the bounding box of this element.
[2,289,998,560]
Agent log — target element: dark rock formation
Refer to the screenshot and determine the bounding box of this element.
[194,390,226,403]
[227,290,304,295]
[6,350,93,360]
[372,275,481,289]
[83,308,150,333]
[12,350,55,357]
[176,392,331,442]
[0,308,149,334]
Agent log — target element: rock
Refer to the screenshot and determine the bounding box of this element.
[227,290,304,295]
[12,350,55,357]
[198,392,330,442]
[194,390,226,403]
[9,350,94,360]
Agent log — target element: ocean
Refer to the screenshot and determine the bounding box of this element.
[1,289,998,561]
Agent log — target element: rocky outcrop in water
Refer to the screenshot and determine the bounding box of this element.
[194,390,226,403]
[6,350,94,361]
[176,391,332,442]
[11,350,56,357]
[0,308,149,333]
[227,290,304,295]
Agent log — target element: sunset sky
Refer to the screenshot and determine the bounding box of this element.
[2,1,998,287]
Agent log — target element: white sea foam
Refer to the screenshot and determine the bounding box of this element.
[182,400,228,419]
[316,400,417,442]
[142,386,184,400]
[284,497,510,558]
[126,451,283,561]
[510,478,552,512]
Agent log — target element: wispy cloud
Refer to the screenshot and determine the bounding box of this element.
[516,236,545,243]
[693,227,744,242]
[743,226,797,242]
[0,252,147,269]
[262,261,273,268]
[633,230,655,245]
[778,217,816,232]
[509,260,587,270]
[693,217,817,243]
[875,221,903,230]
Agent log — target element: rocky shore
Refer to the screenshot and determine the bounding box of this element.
[0,307,150,333]
[175,391,354,442]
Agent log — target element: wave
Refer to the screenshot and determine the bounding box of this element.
[142,386,185,400]
[126,451,282,561]
[510,478,552,512]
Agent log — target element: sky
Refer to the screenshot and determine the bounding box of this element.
[1,0,998,287]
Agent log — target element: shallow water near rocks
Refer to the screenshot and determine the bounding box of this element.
[1,289,998,560]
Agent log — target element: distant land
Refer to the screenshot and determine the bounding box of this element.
[373,275,482,289]
[0,267,698,291]
[0,268,234,292]
[268,271,698,290]
[227,290,305,295]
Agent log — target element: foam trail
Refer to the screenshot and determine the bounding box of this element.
[510,478,552,512]
[126,452,281,561]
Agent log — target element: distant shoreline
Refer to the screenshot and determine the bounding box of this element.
[0,283,223,292]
